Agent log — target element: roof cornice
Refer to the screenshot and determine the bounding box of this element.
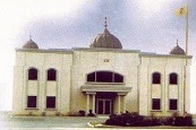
[15,48,73,54]
[140,52,192,59]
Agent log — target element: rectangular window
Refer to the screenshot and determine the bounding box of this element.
[46,96,56,109]
[27,96,37,108]
[97,72,113,82]
[169,99,178,110]
[152,98,161,110]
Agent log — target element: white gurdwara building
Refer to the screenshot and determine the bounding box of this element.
[13,22,192,116]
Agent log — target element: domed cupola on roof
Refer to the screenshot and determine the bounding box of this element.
[170,39,185,55]
[90,17,122,49]
[23,37,39,49]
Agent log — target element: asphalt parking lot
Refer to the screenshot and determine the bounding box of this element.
[0,112,107,129]
[1,112,196,129]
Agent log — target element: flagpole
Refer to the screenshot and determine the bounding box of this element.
[186,1,189,57]
[183,0,189,117]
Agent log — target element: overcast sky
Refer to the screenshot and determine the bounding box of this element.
[0,0,196,112]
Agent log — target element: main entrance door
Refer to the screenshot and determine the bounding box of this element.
[97,99,112,114]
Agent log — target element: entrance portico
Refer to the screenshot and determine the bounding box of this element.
[81,85,132,115]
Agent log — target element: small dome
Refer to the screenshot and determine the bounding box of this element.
[90,28,122,49]
[170,44,185,55]
[23,39,39,49]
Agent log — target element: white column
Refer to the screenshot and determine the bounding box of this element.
[86,94,90,114]
[92,94,96,113]
[118,95,121,114]
[117,92,127,114]
[123,96,126,113]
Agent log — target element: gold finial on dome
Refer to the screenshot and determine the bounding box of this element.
[176,39,178,46]
[104,17,107,28]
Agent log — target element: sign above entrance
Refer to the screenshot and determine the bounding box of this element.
[104,59,110,62]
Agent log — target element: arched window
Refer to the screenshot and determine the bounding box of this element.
[87,71,123,83]
[47,69,56,81]
[28,68,38,80]
[152,72,161,84]
[169,73,178,85]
